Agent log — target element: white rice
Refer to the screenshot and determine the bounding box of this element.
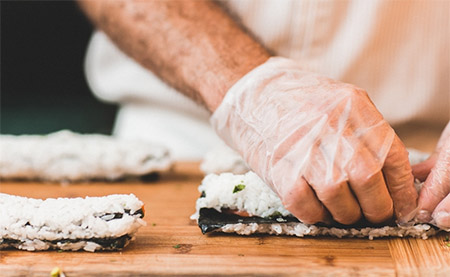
[407,148,430,165]
[193,172,290,219]
[0,130,172,181]
[0,193,146,251]
[218,222,437,240]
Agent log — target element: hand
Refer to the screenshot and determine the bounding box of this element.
[413,122,450,230]
[211,57,418,225]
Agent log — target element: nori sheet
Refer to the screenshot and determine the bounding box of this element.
[197,208,400,234]
[198,208,299,234]
[0,234,132,251]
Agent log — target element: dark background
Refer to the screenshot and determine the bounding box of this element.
[1,0,117,135]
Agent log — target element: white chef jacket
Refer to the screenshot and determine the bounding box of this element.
[85,0,449,160]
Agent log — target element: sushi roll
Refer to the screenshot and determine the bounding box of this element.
[192,172,439,240]
[0,130,172,182]
[0,193,146,251]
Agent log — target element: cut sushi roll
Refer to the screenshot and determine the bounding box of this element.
[192,172,440,240]
[0,130,172,182]
[0,193,146,251]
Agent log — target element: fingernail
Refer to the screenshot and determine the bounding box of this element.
[415,210,432,223]
[397,220,414,227]
[397,206,419,226]
[433,211,450,231]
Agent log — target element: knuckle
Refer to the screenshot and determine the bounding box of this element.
[355,173,381,192]
[316,182,346,201]
[365,206,393,224]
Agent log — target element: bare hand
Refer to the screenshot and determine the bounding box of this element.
[413,122,450,230]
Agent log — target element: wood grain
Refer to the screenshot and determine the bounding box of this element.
[1,162,449,276]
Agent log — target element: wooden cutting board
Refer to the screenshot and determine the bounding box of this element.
[1,162,449,276]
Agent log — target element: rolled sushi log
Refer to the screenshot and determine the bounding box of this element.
[192,172,439,240]
[0,193,146,251]
[0,130,172,182]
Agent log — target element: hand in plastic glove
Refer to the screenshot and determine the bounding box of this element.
[413,122,450,230]
[211,57,418,225]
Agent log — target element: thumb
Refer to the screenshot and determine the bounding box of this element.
[432,194,450,231]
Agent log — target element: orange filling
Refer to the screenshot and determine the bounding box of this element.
[221,208,251,217]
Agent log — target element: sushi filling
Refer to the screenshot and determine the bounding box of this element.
[99,208,144,221]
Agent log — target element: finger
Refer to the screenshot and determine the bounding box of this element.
[350,171,394,223]
[411,154,438,182]
[311,180,362,225]
[382,135,418,224]
[282,177,331,224]
[432,193,450,230]
[345,143,394,224]
[416,141,450,223]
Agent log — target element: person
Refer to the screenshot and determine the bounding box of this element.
[77,0,449,229]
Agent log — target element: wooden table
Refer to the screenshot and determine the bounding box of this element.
[1,161,449,276]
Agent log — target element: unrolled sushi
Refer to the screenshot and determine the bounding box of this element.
[192,172,440,240]
[0,193,146,251]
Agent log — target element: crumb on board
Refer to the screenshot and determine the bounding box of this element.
[173,244,181,249]
[50,267,65,277]
[443,236,450,248]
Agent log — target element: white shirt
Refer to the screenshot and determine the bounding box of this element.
[85,0,449,160]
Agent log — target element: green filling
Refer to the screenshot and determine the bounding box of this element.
[233,184,246,193]
[268,211,283,219]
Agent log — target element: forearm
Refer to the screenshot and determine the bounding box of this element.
[78,0,270,111]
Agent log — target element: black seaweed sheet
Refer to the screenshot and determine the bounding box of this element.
[197,208,401,235]
[198,208,299,234]
[1,234,132,251]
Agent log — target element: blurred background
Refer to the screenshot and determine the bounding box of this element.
[1,0,117,135]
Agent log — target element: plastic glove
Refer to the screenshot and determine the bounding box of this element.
[211,57,418,225]
[413,121,450,230]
